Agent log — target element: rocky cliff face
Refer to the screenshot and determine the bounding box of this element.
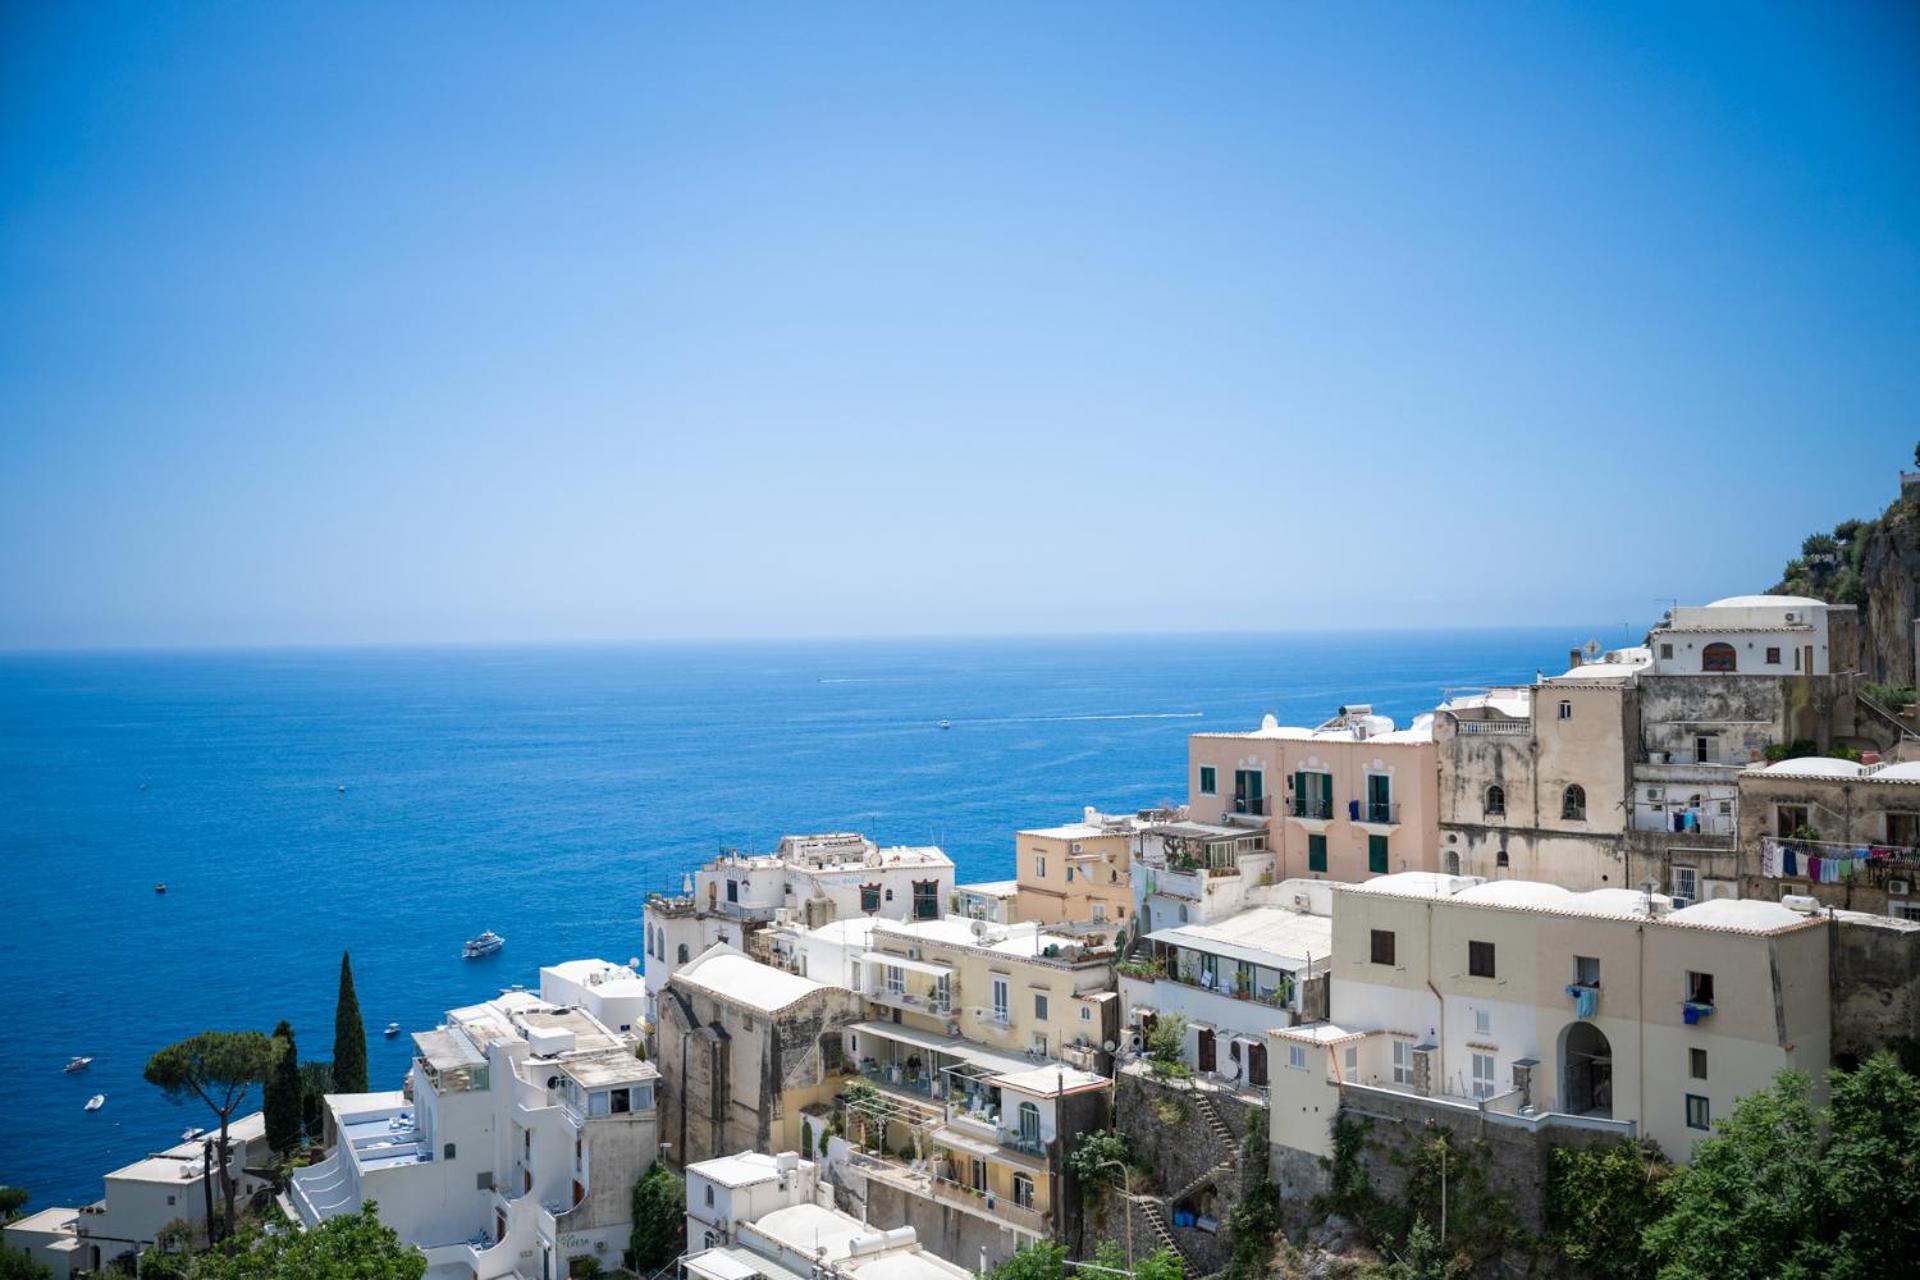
[1857,494,1920,686]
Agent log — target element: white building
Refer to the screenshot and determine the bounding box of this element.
[1646,595,1838,677]
[643,835,955,1022]
[681,1151,971,1280]
[953,881,1019,923]
[540,958,649,1037]
[1119,897,1334,1090]
[1131,819,1276,931]
[3,1114,272,1278]
[292,985,659,1280]
[763,915,881,985]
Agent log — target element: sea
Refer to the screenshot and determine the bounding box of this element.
[0,630,1575,1209]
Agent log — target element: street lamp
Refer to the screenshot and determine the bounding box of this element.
[1096,1158,1134,1271]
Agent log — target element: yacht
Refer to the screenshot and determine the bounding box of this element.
[462,930,505,959]
[384,1022,401,1038]
[84,1094,105,1112]
[154,883,166,894]
[65,1056,92,1073]
[182,1127,204,1142]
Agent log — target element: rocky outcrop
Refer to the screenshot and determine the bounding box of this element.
[1856,495,1920,686]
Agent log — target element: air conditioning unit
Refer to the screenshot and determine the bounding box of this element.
[1071,842,1084,854]
[1670,897,1694,910]
[1892,880,1912,897]
[1703,880,1738,901]
[1646,788,1664,801]
[1785,612,1798,622]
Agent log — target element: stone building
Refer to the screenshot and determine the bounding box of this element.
[1737,757,1920,918]
[657,945,863,1170]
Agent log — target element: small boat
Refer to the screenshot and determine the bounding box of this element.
[337,784,346,793]
[154,883,166,894]
[462,930,505,959]
[84,1094,105,1112]
[384,1022,401,1038]
[182,1127,204,1142]
[65,1056,92,1073]
[938,720,951,730]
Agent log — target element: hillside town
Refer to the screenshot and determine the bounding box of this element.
[11,550,1920,1280]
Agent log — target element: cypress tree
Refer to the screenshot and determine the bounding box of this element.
[264,1020,304,1155]
[332,951,368,1094]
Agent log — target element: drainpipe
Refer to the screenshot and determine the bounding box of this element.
[1426,899,1443,1091]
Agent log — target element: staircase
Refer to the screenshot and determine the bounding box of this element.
[1132,1196,1198,1274]
[1858,691,1918,744]
[1166,1159,1236,1207]
[1191,1089,1236,1149]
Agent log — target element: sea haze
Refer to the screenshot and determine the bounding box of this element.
[0,630,1587,1205]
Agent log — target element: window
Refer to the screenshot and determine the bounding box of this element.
[1484,785,1506,817]
[1685,1094,1711,1130]
[912,879,939,920]
[885,964,905,996]
[1702,643,1737,673]
[1199,766,1217,795]
[1496,848,1509,868]
[1471,1052,1496,1100]
[705,1184,715,1207]
[444,1142,457,1160]
[1766,646,1782,665]
[1694,736,1710,764]
[1288,1044,1307,1071]
[1307,833,1328,873]
[1690,1048,1708,1080]
[1092,903,1107,923]
[677,943,689,964]
[1562,785,1586,821]
[1392,1038,1413,1084]
[860,883,881,912]
[1035,855,1047,879]
[726,879,739,903]
[1774,805,1809,838]
[1368,834,1389,874]
[1660,643,1674,659]
[1468,940,1496,979]
[1344,1045,1358,1073]
[1685,971,1714,1005]
[1017,1102,1041,1145]
[1370,929,1396,966]
[1672,865,1698,904]
[992,977,1010,1024]
[1574,955,1600,987]
[1474,1008,1490,1036]
[1034,993,1049,1021]
[1081,1005,1092,1021]
[1559,700,1573,720]
[610,1087,631,1114]
[1887,813,1920,847]
[1012,1173,1035,1209]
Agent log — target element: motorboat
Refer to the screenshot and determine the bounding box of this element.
[384,1022,401,1038]
[462,930,505,959]
[65,1056,92,1073]
[154,883,166,894]
[938,720,951,730]
[84,1094,105,1112]
[183,1127,204,1142]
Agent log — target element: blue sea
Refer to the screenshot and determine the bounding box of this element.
[0,631,1568,1208]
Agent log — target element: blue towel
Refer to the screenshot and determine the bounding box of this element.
[1565,984,1598,1019]
[1347,799,1360,821]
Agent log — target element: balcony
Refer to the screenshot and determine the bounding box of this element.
[1003,1131,1048,1159]
[1354,800,1401,828]
[1228,795,1270,818]
[1287,796,1333,820]
[867,988,954,1018]
[1457,719,1529,737]
[929,1175,1050,1236]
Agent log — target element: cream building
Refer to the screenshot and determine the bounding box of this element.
[1266,872,1831,1193]
[1188,707,1440,887]
[1739,757,1920,918]
[1012,809,1137,927]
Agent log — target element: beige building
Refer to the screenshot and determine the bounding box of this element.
[657,945,863,1169]
[1188,707,1440,886]
[1266,872,1831,1195]
[1013,809,1136,927]
[1738,757,1920,918]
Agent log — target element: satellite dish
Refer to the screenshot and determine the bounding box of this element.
[970,918,990,939]
[627,956,641,970]
[1103,1040,1117,1054]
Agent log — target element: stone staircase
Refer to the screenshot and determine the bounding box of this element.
[1166,1158,1236,1209]
[1190,1089,1236,1148]
[1132,1196,1198,1274]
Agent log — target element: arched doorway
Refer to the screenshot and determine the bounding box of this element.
[1561,1021,1613,1116]
[1702,642,1737,673]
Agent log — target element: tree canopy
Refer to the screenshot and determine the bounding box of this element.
[144,1030,277,1237]
[160,1203,424,1279]
[264,1022,303,1156]
[629,1164,685,1273]
[0,1245,51,1280]
[333,952,368,1095]
[0,1188,28,1221]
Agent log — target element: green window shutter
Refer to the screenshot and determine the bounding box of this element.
[1368,774,1390,806]
[1320,773,1334,812]
[1369,834,1389,874]
[1294,772,1308,810]
[1308,834,1327,873]
[1200,766,1216,795]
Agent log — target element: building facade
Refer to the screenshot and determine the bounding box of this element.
[1011,809,1137,927]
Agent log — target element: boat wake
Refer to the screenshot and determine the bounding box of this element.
[960,711,1205,726]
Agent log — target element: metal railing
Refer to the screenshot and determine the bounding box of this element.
[1356,801,1400,824]
[1230,794,1270,816]
[1287,796,1333,819]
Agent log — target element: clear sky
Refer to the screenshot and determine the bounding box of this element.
[2,4,1916,648]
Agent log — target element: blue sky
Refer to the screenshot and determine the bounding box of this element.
[2,3,1916,647]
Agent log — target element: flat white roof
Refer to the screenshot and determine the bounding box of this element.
[1345,875,1819,935]
[850,1250,974,1280]
[750,1202,870,1260]
[4,1207,79,1235]
[542,957,647,994]
[1147,906,1333,969]
[1019,822,1111,839]
[1707,594,1824,609]
[677,945,828,1013]
[689,1150,804,1189]
[989,1064,1108,1097]
[1758,758,1866,779]
[686,1246,811,1280]
[956,880,1019,896]
[870,916,1084,957]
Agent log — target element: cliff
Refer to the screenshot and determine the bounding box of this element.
[1773,475,1920,687]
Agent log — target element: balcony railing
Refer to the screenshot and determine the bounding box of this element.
[930,1176,1050,1235]
[1230,794,1270,817]
[1004,1131,1047,1158]
[1458,720,1529,737]
[868,987,954,1016]
[1355,801,1400,825]
[1287,796,1333,820]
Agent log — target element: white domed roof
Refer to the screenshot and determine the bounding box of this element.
[1872,762,1920,782]
[1564,888,1671,917]
[1761,758,1865,779]
[1706,594,1824,609]
[1665,898,1810,933]
[1454,880,1574,908]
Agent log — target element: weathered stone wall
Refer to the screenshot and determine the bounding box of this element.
[1832,915,1920,1064]
[858,1176,1026,1267]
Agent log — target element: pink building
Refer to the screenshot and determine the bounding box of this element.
[1187,706,1439,884]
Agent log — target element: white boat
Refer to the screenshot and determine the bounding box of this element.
[84,1094,105,1112]
[65,1056,92,1073]
[182,1127,204,1142]
[462,930,504,959]
[384,1022,401,1037]
[938,719,951,730]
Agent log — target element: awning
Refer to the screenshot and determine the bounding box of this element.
[931,1126,999,1158]
[850,1021,1033,1075]
[859,953,952,978]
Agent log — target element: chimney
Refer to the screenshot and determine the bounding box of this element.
[1569,648,1583,671]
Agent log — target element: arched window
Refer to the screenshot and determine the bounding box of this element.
[1017,1102,1040,1144]
[1496,849,1510,868]
[1444,851,1461,876]
[676,943,690,964]
[1562,785,1587,821]
[1702,643,1737,673]
[1485,785,1506,817]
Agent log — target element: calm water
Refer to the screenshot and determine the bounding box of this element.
[0,631,1568,1207]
